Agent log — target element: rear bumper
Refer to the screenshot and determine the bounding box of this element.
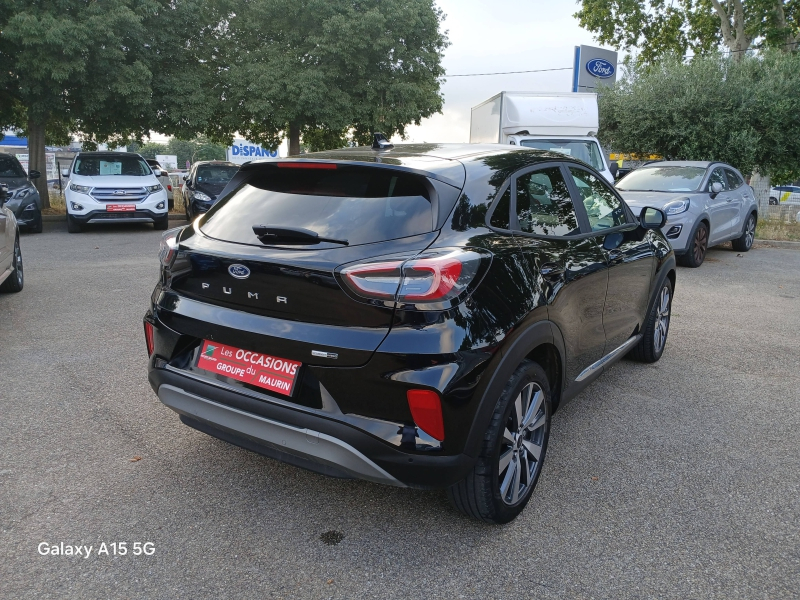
[158,383,403,486]
[148,363,475,489]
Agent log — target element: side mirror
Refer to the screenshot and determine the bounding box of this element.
[182,174,188,181]
[709,181,723,197]
[61,168,70,178]
[609,162,619,179]
[29,169,41,179]
[639,207,666,230]
[153,169,163,177]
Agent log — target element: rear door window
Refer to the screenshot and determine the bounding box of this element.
[514,167,580,236]
[200,165,434,247]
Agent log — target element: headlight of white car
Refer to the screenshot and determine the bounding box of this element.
[69,183,92,194]
[146,184,163,193]
[663,198,690,215]
[193,191,212,202]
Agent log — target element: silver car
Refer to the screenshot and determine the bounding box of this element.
[615,161,758,267]
[0,183,24,293]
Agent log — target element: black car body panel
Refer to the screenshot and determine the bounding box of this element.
[146,144,676,489]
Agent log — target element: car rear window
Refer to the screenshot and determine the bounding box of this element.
[200,165,434,247]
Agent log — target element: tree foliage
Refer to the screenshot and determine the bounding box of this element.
[575,1,800,63]
[598,51,800,181]
[0,0,225,204]
[216,0,448,154]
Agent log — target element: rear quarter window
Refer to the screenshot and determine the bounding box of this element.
[200,166,434,247]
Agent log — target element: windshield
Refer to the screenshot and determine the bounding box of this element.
[73,155,151,176]
[196,165,239,185]
[519,139,605,171]
[0,156,26,178]
[616,166,707,192]
[201,166,433,247]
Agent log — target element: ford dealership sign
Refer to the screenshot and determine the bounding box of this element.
[586,58,615,79]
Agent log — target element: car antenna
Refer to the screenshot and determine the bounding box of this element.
[372,132,393,151]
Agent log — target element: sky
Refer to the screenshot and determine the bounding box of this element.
[400,0,613,143]
[147,0,614,150]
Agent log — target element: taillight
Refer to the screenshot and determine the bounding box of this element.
[159,228,181,267]
[339,248,490,308]
[407,389,445,441]
[144,321,155,356]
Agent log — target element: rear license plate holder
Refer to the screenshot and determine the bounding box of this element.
[195,340,301,397]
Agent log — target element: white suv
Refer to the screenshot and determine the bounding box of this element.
[63,152,169,233]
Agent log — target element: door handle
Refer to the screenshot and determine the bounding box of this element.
[540,263,565,281]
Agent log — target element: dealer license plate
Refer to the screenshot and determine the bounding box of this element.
[106,204,137,212]
[195,340,301,396]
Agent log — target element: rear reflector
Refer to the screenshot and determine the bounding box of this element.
[144,321,155,356]
[277,162,338,170]
[407,389,445,441]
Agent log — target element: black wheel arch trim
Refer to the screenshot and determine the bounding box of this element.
[461,317,565,460]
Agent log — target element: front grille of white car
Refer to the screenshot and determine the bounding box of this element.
[90,187,149,203]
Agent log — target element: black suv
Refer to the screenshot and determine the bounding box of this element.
[145,144,676,523]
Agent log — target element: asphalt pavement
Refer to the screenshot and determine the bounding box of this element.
[2,222,799,599]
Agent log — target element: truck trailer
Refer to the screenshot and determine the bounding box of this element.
[469,91,615,182]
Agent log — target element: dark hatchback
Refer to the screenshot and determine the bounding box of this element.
[182,161,239,220]
[0,153,43,233]
[145,144,676,523]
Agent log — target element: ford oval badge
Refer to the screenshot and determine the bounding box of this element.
[228,264,251,279]
[586,58,616,79]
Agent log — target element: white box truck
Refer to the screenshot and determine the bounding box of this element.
[470,91,615,182]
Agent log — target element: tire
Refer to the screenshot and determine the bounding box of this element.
[154,214,169,231]
[28,213,43,234]
[678,221,708,268]
[447,360,551,524]
[0,235,23,293]
[629,278,672,363]
[66,213,83,233]
[769,197,778,206]
[731,212,756,252]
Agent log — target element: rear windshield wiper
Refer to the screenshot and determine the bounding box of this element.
[252,225,349,246]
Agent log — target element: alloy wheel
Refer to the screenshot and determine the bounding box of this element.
[14,239,22,286]
[498,382,547,505]
[693,225,708,264]
[654,285,670,354]
[744,216,755,249]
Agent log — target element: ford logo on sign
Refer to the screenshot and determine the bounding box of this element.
[228,264,251,279]
[586,58,615,79]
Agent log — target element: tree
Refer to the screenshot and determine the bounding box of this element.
[0,0,227,207]
[136,143,168,160]
[218,0,448,155]
[575,1,800,64]
[165,137,226,167]
[598,51,800,200]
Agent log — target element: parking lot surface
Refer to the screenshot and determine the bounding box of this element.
[2,223,799,599]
